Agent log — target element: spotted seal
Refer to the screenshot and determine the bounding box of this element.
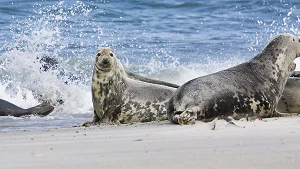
[167,34,300,125]
[81,48,179,126]
[0,99,54,117]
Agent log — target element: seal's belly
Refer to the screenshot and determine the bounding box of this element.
[277,78,300,113]
[198,91,275,120]
[118,99,169,123]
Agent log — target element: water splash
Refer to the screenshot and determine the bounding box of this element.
[1,0,300,131]
[248,5,300,52]
[0,1,97,117]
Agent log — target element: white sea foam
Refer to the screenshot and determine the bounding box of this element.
[0,1,94,118]
[1,1,300,131]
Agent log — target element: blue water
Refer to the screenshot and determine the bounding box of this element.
[1,0,300,131]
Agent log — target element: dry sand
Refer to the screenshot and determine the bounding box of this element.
[0,117,300,169]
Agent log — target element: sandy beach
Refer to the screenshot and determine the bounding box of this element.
[0,117,300,169]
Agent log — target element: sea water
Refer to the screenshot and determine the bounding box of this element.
[1,0,300,131]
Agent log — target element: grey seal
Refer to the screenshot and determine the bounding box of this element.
[277,71,300,113]
[0,99,54,117]
[167,34,300,124]
[81,48,179,126]
[277,77,300,113]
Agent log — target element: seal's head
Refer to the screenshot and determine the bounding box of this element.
[277,34,300,73]
[94,48,116,72]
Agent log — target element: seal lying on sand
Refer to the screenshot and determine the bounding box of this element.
[0,99,54,117]
[278,71,300,113]
[81,48,179,126]
[167,34,300,124]
[277,77,300,113]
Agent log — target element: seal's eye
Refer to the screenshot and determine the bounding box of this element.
[97,53,101,57]
[110,53,114,57]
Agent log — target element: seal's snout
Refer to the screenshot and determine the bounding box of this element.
[102,58,110,65]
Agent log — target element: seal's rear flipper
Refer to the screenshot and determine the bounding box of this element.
[126,70,180,88]
[0,99,54,117]
[26,103,54,117]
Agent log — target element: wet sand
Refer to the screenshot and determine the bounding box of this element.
[0,117,300,169]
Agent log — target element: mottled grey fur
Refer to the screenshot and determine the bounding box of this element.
[81,48,178,126]
[277,77,300,113]
[167,34,300,124]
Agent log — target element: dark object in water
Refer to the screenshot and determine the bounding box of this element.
[0,99,54,117]
[290,71,300,77]
[40,56,59,72]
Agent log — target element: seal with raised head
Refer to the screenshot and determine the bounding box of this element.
[0,99,54,117]
[81,48,179,126]
[167,34,300,125]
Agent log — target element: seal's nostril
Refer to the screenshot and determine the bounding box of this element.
[102,59,109,65]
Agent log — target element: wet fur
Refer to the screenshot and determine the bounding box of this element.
[277,77,300,113]
[82,48,178,126]
[167,34,300,124]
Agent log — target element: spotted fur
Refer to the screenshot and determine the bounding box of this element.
[167,34,300,125]
[82,48,178,126]
[277,77,300,113]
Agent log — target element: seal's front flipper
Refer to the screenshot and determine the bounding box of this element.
[174,109,197,125]
[80,121,93,127]
[290,62,297,71]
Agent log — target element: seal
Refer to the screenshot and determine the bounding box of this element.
[167,34,300,125]
[277,77,300,113]
[81,48,179,126]
[290,70,300,77]
[278,70,300,113]
[0,99,54,117]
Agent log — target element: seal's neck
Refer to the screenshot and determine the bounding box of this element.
[250,35,299,107]
[252,36,297,82]
[93,60,126,84]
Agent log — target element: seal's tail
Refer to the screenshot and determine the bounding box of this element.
[25,103,54,117]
